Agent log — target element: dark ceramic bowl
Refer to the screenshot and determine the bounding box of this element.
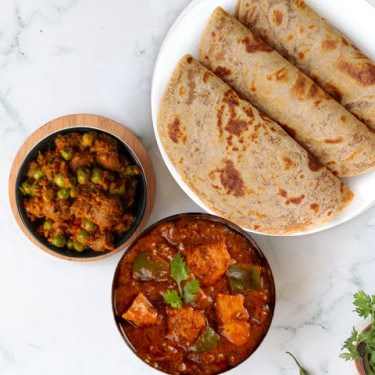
[15,127,147,260]
[111,212,276,375]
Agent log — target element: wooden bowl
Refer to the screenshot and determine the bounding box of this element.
[9,114,155,261]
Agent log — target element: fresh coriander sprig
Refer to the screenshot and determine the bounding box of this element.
[170,253,189,295]
[183,279,200,303]
[340,291,375,372]
[163,253,200,308]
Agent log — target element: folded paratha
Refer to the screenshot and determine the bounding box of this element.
[236,0,375,131]
[199,7,375,178]
[157,55,354,235]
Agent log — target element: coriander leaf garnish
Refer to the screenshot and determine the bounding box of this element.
[183,279,200,304]
[170,253,189,295]
[340,291,375,371]
[163,253,201,308]
[164,289,182,309]
[286,352,309,375]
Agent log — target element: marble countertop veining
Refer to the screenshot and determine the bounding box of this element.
[1,0,375,374]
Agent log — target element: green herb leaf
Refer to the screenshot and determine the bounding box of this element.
[183,279,200,303]
[340,291,375,370]
[164,254,201,308]
[170,253,189,295]
[354,291,375,320]
[340,327,360,361]
[286,352,309,375]
[164,289,182,308]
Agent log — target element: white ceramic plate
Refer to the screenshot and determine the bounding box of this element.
[151,0,375,236]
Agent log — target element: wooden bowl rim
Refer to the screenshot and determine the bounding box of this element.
[9,113,155,262]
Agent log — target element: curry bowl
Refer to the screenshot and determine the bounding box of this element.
[9,114,155,261]
[112,213,275,375]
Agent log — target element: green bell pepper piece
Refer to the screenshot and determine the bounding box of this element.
[192,327,220,353]
[228,264,261,293]
[132,252,169,281]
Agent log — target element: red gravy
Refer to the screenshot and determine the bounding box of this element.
[113,216,275,374]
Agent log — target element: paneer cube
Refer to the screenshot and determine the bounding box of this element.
[166,306,206,346]
[122,292,158,327]
[215,293,250,347]
[185,240,232,285]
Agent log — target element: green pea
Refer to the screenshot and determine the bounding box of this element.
[60,148,74,161]
[57,188,70,200]
[42,189,54,203]
[82,218,95,232]
[66,176,76,188]
[54,173,65,187]
[77,168,90,185]
[82,132,96,147]
[52,235,65,248]
[90,168,103,184]
[77,229,89,244]
[66,239,74,249]
[110,184,126,196]
[73,241,84,252]
[21,181,32,195]
[70,187,79,198]
[32,167,44,180]
[125,165,142,176]
[43,220,53,231]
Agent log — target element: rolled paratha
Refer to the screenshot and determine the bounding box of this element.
[157,55,353,235]
[199,7,375,178]
[236,0,375,130]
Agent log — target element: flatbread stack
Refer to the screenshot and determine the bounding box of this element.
[199,7,375,178]
[235,0,375,130]
[157,0,375,235]
[157,55,353,235]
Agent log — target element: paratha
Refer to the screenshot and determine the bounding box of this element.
[236,0,375,130]
[199,7,375,177]
[157,55,354,235]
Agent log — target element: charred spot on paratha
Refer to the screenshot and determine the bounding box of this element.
[324,138,344,144]
[283,156,297,170]
[225,119,248,137]
[239,36,273,54]
[213,66,232,78]
[338,61,375,87]
[272,9,283,26]
[217,105,225,136]
[209,160,245,197]
[291,73,308,98]
[168,117,186,144]
[310,203,320,213]
[322,39,338,51]
[289,195,305,205]
[266,67,289,82]
[307,154,324,172]
[295,0,307,10]
[278,188,287,198]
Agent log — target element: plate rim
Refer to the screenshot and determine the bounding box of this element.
[151,0,375,237]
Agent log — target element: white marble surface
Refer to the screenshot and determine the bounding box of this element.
[1,0,375,374]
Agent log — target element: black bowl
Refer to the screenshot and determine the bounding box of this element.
[111,213,276,375]
[16,127,147,260]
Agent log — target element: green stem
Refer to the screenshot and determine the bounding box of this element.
[286,352,309,375]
